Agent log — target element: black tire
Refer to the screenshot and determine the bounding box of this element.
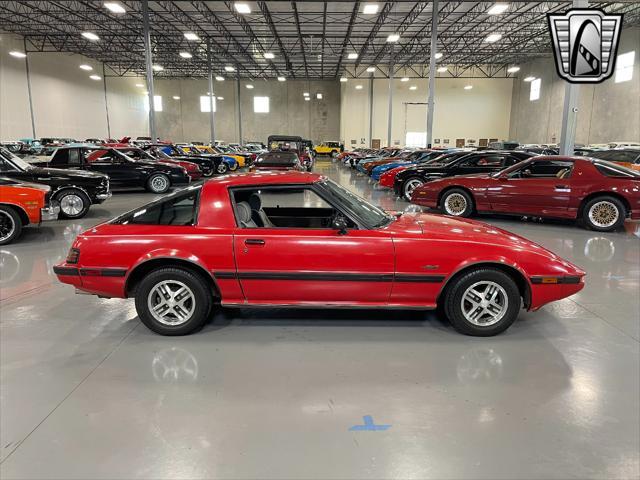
[203,167,214,178]
[440,188,474,217]
[581,195,626,232]
[134,267,213,336]
[146,173,171,194]
[443,268,521,336]
[55,189,91,219]
[0,206,22,245]
[402,176,424,201]
[216,162,229,174]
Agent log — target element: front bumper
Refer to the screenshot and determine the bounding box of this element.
[41,204,60,221]
[96,192,112,202]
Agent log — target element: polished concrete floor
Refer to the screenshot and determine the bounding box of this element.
[1,159,639,479]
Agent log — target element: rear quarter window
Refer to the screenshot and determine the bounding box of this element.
[112,187,201,226]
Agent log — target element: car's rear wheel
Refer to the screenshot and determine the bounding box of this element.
[582,196,625,232]
[217,163,229,174]
[444,268,521,336]
[147,173,171,194]
[440,188,474,217]
[135,267,213,335]
[403,177,424,201]
[229,162,238,171]
[55,189,91,219]
[0,206,22,245]
[202,166,214,177]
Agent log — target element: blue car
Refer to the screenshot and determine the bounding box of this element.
[370,149,462,180]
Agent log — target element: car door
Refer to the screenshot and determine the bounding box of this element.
[231,185,395,305]
[486,160,574,217]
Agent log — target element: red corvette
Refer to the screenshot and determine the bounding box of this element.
[411,156,640,232]
[54,172,585,337]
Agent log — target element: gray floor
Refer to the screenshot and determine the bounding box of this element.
[1,159,639,480]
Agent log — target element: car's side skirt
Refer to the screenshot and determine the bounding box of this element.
[221,301,437,310]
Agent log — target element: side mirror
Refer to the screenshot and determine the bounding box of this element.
[332,216,349,235]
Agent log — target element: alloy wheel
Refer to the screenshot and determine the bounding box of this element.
[0,211,15,243]
[147,280,196,326]
[151,175,169,193]
[404,179,423,201]
[588,201,619,228]
[444,193,467,216]
[60,194,84,216]
[460,281,509,327]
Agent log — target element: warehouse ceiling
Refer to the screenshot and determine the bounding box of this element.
[2,1,640,79]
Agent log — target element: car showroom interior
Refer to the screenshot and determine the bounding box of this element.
[0,1,639,479]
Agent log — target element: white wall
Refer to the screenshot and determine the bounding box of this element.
[341,76,514,148]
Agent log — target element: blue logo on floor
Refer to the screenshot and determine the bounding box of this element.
[349,415,391,431]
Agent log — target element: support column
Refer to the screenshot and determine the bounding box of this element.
[368,76,374,147]
[559,0,588,155]
[426,0,439,148]
[236,75,243,144]
[207,41,216,144]
[102,63,111,139]
[23,38,36,138]
[387,45,394,148]
[141,0,156,141]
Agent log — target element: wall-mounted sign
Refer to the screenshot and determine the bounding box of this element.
[434,139,440,144]
[443,139,450,144]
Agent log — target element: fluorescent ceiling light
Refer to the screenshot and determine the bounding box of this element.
[523,76,536,82]
[79,64,93,71]
[246,84,254,89]
[184,32,200,41]
[305,97,311,101]
[400,77,409,82]
[464,85,473,90]
[135,83,145,87]
[81,32,100,41]
[217,96,224,100]
[263,52,275,59]
[215,76,225,81]
[409,85,417,90]
[234,2,251,14]
[152,65,164,71]
[224,65,236,72]
[9,51,27,58]
[277,76,286,82]
[303,92,310,96]
[340,77,348,82]
[386,33,400,43]
[507,66,520,73]
[484,33,502,43]
[435,52,443,59]
[348,53,358,60]
[363,3,379,14]
[173,96,180,100]
[316,93,323,99]
[104,2,125,13]
[89,74,102,81]
[179,52,192,58]
[355,85,363,90]
[366,67,375,73]
[437,66,448,72]
[487,3,509,15]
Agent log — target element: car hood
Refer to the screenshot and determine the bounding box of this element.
[32,166,107,181]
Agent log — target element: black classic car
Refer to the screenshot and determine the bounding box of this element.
[31,146,190,195]
[394,150,535,200]
[0,147,110,219]
[587,148,640,167]
[142,144,215,177]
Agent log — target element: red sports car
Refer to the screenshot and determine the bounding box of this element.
[411,156,640,232]
[379,165,411,188]
[54,172,585,337]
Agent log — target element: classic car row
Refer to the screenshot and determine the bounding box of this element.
[340,146,640,232]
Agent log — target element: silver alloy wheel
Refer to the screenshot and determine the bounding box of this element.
[0,211,15,242]
[444,193,468,216]
[461,281,509,327]
[60,194,84,216]
[217,163,228,173]
[147,280,196,326]
[588,201,619,228]
[404,179,424,200]
[150,175,169,193]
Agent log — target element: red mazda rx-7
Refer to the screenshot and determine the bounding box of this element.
[54,171,585,337]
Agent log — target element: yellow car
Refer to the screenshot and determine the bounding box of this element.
[209,145,246,167]
[313,141,344,157]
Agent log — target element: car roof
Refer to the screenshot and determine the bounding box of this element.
[205,171,324,187]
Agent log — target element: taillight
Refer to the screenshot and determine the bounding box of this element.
[66,248,80,264]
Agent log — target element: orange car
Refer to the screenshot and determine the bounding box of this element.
[0,178,60,245]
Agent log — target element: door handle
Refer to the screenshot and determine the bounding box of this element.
[555,185,569,189]
[244,239,265,246]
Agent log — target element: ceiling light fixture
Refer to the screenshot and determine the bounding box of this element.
[246,84,254,89]
[464,85,473,90]
[224,65,235,72]
[184,32,200,41]
[340,77,348,82]
[435,52,443,59]
[507,66,521,73]
[523,76,536,82]
[79,64,93,71]
[355,85,363,90]
[409,85,417,90]
[366,67,375,73]
[277,76,286,82]
[487,3,509,15]
[217,96,224,100]
[400,77,409,82]
[104,2,126,13]
[152,65,164,71]
[9,51,27,58]
[179,52,192,58]
[135,83,144,87]
[89,74,102,81]
[316,93,323,100]
[303,92,310,96]
[305,97,311,101]
[348,53,358,60]
[81,32,100,41]
[234,2,251,14]
[173,96,180,100]
[437,66,448,73]
[484,33,502,43]
[215,76,225,81]
[363,3,379,14]
[386,33,400,43]
[263,52,275,59]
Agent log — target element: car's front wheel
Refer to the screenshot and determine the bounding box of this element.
[135,267,213,335]
[582,196,625,232]
[217,163,229,174]
[443,268,521,336]
[55,189,91,219]
[147,173,171,194]
[0,206,22,245]
[403,177,424,201]
[440,188,474,217]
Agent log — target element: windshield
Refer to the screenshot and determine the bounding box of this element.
[0,148,33,170]
[428,152,466,166]
[319,179,392,229]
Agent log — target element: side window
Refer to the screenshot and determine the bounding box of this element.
[231,187,354,229]
[52,149,69,164]
[0,159,17,172]
[462,155,504,167]
[68,149,81,165]
[113,189,200,226]
[511,161,574,178]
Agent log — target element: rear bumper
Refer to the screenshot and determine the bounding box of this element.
[53,263,128,297]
